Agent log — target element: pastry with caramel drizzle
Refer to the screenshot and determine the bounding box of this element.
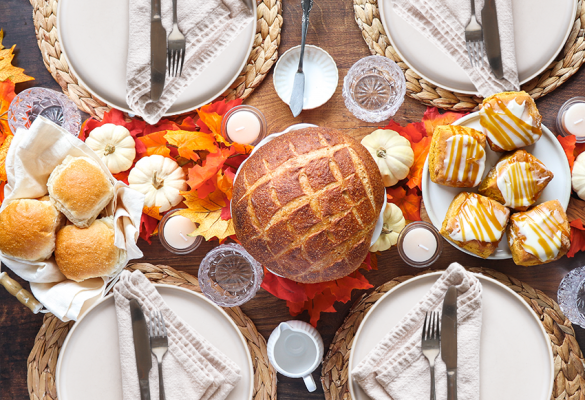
[508,200,570,266]
[478,150,553,211]
[428,125,487,188]
[479,91,542,152]
[440,192,510,258]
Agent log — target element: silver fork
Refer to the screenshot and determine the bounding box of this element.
[150,310,168,400]
[464,0,483,68]
[421,311,440,400]
[167,0,185,77]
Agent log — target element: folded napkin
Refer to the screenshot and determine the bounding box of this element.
[114,270,242,400]
[0,117,144,321]
[393,0,519,96]
[126,0,254,124]
[352,263,482,400]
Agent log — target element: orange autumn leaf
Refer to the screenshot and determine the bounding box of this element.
[558,135,577,170]
[186,148,232,191]
[387,186,421,221]
[0,37,34,83]
[422,107,468,136]
[216,168,234,200]
[0,135,13,182]
[164,130,218,161]
[406,136,432,190]
[197,107,222,136]
[568,219,585,258]
[0,80,16,138]
[136,130,170,158]
[143,205,162,221]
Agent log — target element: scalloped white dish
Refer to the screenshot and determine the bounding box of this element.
[273,45,339,111]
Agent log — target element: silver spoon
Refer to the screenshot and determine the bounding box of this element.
[289,0,313,117]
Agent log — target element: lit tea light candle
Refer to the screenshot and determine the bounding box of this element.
[221,105,267,146]
[159,210,203,254]
[397,221,443,267]
[557,97,585,143]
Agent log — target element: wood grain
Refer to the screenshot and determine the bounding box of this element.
[2,0,585,399]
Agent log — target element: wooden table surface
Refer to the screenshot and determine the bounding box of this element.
[3,0,585,399]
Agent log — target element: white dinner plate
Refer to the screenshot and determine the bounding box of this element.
[421,112,571,260]
[349,272,554,400]
[56,285,254,400]
[57,0,256,115]
[379,0,576,94]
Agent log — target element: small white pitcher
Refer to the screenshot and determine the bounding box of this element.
[267,320,324,392]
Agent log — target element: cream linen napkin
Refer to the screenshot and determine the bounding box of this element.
[126,0,254,124]
[0,116,145,322]
[392,0,519,96]
[352,263,482,400]
[114,270,242,400]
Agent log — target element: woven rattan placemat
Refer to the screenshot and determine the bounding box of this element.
[29,0,283,119]
[321,267,585,400]
[353,0,585,111]
[27,263,277,400]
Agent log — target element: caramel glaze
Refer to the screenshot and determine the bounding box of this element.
[457,194,508,243]
[444,126,485,185]
[514,207,569,261]
[481,97,540,151]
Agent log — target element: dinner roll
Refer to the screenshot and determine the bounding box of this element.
[48,155,114,228]
[0,197,63,261]
[55,217,126,282]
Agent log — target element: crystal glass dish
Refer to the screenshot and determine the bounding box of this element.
[342,56,406,123]
[7,87,81,136]
[198,243,264,307]
[557,266,585,328]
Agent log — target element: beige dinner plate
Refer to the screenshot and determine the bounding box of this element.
[378,0,576,94]
[349,272,554,400]
[421,111,571,260]
[56,284,254,400]
[57,0,256,116]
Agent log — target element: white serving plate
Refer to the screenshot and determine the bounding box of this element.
[421,112,571,260]
[379,0,576,94]
[233,124,387,248]
[57,0,256,116]
[273,45,339,110]
[349,272,554,400]
[56,285,254,400]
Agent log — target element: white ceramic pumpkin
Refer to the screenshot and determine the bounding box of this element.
[370,203,405,252]
[128,155,187,212]
[86,123,136,174]
[361,129,414,187]
[573,152,585,200]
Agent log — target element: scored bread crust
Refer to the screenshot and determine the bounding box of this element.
[507,200,570,266]
[440,192,510,259]
[232,127,385,283]
[55,217,126,282]
[0,197,63,261]
[428,125,487,188]
[48,155,114,228]
[478,150,553,211]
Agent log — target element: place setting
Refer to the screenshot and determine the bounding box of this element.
[3,0,585,399]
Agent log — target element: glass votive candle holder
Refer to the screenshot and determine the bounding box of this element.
[556,97,585,143]
[198,243,264,307]
[342,55,406,123]
[397,221,443,268]
[220,105,267,146]
[158,209,203,255]
[557,266,585,328]
[7,87,81,136]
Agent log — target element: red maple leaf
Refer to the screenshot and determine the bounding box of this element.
[384,120,426,143]
[406,136,432,190]
[422,107,468,136]
[557,135,577,170]
[568,219,585,258]
[387,186,421,221]
[139,213,159,244]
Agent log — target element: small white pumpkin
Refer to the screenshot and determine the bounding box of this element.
[128,155,187,212]
[86,123,136,174]
[370,203,405,252]
[361,129,414,187]
[573,152,585,200]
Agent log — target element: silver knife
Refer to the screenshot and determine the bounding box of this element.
[482,0,504,79]
[150,0,166,101]
[441,286,457,400]
[130,299,152,400]
[289,0,313,117]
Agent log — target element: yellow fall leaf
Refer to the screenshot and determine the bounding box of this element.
[0,135,12,182]
[175,189,234,240]
[143,205,162,220]
[0,45,34,84]
[0,30,4,50]
[164,130,218,161]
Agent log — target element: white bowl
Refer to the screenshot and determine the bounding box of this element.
[273,45,338,111]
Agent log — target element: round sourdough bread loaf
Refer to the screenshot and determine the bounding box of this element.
[232,127,385,283]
